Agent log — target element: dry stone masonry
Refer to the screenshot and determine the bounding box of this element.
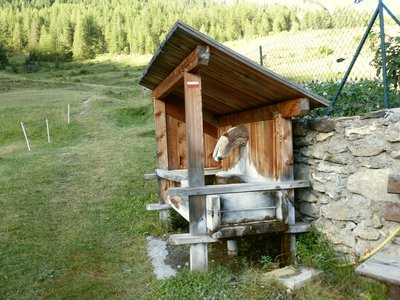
[293,108,400,261]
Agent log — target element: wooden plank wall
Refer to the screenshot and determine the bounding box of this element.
[219,120,276,180]
[166,114,219,170]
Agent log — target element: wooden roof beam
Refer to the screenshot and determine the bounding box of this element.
[152,46,210,99]
[217,98,310,127]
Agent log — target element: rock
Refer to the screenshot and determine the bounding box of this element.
[361,109,389,119]
[347,168,399,202]
[325,153,350,165]
[316,132,334,142]
[370,214,383,229]
[347,194,371,221]
[346,222,357,230]
[294,132,316,147]
[379,108,400,125]
[347,133,388,157]
[300,202,320,218]
[316,161,348,174]
[311,143,329,160]
[345,123,379,139]
[297,189,318,203]
[353,223,381,241]
[327,135,348,154]
[321,202,351,221]
[319,194,331,204]
[293,120,309,136]
[390,150,400,159]
[309,118,336,133]
[355,239,380,257]
[300,147,312,158]
[357,153,392,169]
[385,122,400,142]
[316,220,356,248]
[311,172,345,199]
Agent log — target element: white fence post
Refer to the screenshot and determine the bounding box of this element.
[46,119,50,143]
[20,122,31,151]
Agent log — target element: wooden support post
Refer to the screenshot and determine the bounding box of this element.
[274,114,296,264]
[153,97,169,221]
[184,71,208,272]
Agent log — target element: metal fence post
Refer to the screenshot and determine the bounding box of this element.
[379,0,389,109]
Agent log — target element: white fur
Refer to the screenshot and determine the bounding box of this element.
[212,135,229,162]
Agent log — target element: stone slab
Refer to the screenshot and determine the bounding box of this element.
[263,266,322,290]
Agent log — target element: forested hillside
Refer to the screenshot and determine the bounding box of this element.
[0,0,370,61]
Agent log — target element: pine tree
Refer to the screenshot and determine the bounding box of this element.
[28,19,40,53]
[12,18,23,54]
[72,14,86,60]
[38,25,54,59]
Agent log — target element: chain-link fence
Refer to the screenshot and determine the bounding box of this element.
[233,0,400,116]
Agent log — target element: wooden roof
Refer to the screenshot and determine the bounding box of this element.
[139,21,329,116]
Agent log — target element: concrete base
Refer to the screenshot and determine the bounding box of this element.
[262,266,322,290]
[227,240,238,256]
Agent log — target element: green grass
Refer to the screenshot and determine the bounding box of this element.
[0,54,389,299]
[0,55,162,299]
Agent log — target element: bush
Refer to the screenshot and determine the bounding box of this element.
[306,79,399,117]
[372,33,400,91]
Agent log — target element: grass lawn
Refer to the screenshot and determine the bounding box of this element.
[0,55,387,299]
[0,55,163,299]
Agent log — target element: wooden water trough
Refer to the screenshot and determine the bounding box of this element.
[140,21,329,272]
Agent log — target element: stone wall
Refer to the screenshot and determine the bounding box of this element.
[293,108,400,261]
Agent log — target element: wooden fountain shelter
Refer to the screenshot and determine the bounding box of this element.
[140,21,329,271]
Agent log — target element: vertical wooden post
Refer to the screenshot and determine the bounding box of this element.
[274,114,295,264]
[153,97,169,221]
[184,71,208,272]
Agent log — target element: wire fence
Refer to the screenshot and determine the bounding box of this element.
[237,0,400,115]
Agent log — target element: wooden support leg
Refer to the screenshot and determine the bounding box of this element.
[274,115,296,265]
[158,179,170,222]
[287,190,296,264]
[188,194,208,271]
[190,244,208,272]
